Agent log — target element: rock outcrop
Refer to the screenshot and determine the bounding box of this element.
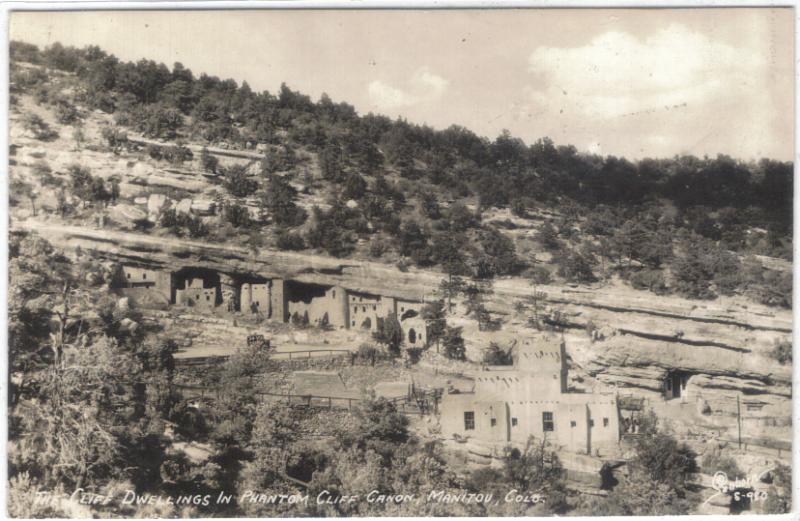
[14,220,792,429]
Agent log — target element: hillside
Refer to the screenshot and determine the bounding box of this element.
[9,41,794,429]
[9,40,793,311]
[7,39,795,518]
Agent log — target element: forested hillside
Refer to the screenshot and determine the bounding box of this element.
[9,40,793,308]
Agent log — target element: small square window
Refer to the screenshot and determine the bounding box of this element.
[464,411,475,431]
[511,418,518,427]
[589,419,595,427]
[206,295,210,301]
[603,418,609,427]
[570,421,576,428]
[126,273,131,279]
[490,418,497,427]
[352,321,355,326]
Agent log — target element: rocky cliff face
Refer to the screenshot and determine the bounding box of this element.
[16,220,792,429]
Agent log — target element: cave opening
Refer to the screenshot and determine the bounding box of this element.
[286,280,331,304]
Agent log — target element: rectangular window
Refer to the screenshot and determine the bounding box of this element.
[143,273,147,279]
[464,411,475,431]
[490,418,497,427]
[511,418,518,427]
[332,290,336,298]
[589,419,595,427]
[542,412,554,432]
[603,418,609,427]
[127,273,131,279]
[570,421,576,428]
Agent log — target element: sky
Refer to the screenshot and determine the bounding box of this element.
[10,8,795,161]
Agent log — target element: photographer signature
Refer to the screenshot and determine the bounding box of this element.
[703,468,773,507]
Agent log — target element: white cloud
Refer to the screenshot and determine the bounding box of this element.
[412,68,449,98]
[368,67,449,110]
[528,24,767,120]
[367,80,418,109]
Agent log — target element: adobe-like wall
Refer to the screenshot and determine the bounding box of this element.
[270,279,287,322]
[241,283,270,314]
[287,283,347,328]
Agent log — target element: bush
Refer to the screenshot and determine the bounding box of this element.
[22,113,58,141]
[629,269,669,295]
[369,238,388,258]
[770,339,792,365]
[482,342,513,365]
[275,230,305,251]
[510,198,527,217]
[146,144,163,160]
[130,103,184,139]
[442,326,466,360]
[763,464,791,514]
[160,208,209,238]
[537,221,561,251]
[356,344,382,366]
[700,450,742,479]
[757,269,792,308]
[405,347,424,364]
[101,126,129,150]
[529,266,552,285]
[162,145,193,165]
[224,165,258,197]
[54,97,81,125]
[222,203,253,228]
[555,250,596,283]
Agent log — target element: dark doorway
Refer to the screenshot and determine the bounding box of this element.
[671,372,682,398]
[665,370,690,400]
[408,328,417,344]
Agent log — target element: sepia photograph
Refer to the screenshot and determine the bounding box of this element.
[5,6,795,517]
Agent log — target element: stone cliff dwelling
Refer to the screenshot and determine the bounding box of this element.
[116,265,171,306]
[440,336,620,455]
[347,291,427,345]
[113,264,427,341]
[173,267,221,311]
[285,280,348,328]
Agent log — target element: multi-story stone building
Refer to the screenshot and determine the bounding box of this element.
[440,336,620,455]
